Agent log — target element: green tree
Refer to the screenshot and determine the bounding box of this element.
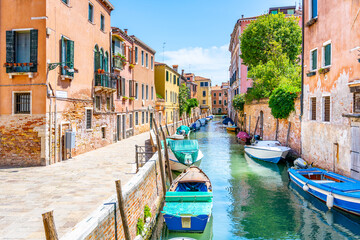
[178,83,189,116]
[186,98,199,115]
[240,13,302,68]
[232,94,246,112]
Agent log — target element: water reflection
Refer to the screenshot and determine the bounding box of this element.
[154,117,360,239]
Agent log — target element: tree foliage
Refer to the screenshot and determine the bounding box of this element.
[232,94,246,112]
[186,98,198,115]
[240,13,302,68]
[179,83,189,116]
[269,85,298,119]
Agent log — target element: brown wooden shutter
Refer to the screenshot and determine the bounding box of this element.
[311,97,316,120]
[324,96,330,122]
[354,93,360,113]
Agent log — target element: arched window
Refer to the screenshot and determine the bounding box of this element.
[104,51,109,72]
[100,48,104,70]
[94,45,99,72]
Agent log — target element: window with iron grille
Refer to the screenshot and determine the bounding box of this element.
[14,92,30,114]
[106,97,110,110]
[135,112,139,125]
[146,112,149,123]
[310,97,316,120]
[86,109,92,129]
[354,93,360,113]
[142,112,144,124]
[323,96,330,122]
[95,96,101,111]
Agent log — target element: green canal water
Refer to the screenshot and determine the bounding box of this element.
[151,117,360,240]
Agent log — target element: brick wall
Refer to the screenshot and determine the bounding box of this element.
[0,115,46,166]
[61,152,164,240]
[242,97,301,154]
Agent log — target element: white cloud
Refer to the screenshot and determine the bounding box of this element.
[160,44,230,86]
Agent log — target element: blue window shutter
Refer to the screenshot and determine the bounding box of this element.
[312,0,318,18]
[6,31,15,73]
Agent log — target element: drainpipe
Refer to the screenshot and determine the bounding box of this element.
[300,0,305,120]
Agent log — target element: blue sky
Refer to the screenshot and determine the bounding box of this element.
[111,0,300,85]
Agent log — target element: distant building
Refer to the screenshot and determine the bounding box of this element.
[301,0,360,179]
[194,76,212,113]
[184,72,198,99]
[211,82,229,115]
[154,62,180,124]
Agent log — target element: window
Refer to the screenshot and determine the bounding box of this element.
[151,86,154,100]
[88,3,94,22]
[166,71,169,81]
[86,109,92,129]
[146,53,148,68]
[14,92,30,114]
[187,77,190,80]
[203,91,206,97]
[146,85,149,100]
[106,97,110,110]
[142,84,144,100]
[202,100,206,104]
[271,10,278,14]
[224,100,227,105]
[354,93,360,113]
[287,9,295,15]
[129,113,133,128]
[62,0,69,4]
[135,83,138,99]
[101,127,106,138]
[310,49,318,71]
[310,0,318,19]
[135,47,138,63]
[135,112,139,125]
[141,51,144,66]
[151,56,154,70]
[213,100,216,105]
[177,77,179,86]
[173,75,176,84]
[146,112,149,123]
[323,96,330,122]
[166,90,168,101]
[219,100,222,105]
[219,93,222,97]
[121,78,126,96]
[200,82,204,87]
[129,80,133,97]
[61,37,74,76]
[95,96,101,110]
[141,112,144,124]
[310,97,316,120]
[213,93,216,97]
[100,14,105,31]
[323,43,331,67]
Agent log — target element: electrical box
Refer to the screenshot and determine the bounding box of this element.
[65,131,76,149]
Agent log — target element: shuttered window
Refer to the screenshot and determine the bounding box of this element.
[88,3,94,23]
[86,109,92,129]
[121,78,126,96]
[354,93,360,113]
[311,0,318,19]
[311,49,317,71]
[100,14,105,31]
[310,97,316,120]
[324,43,331,67]
[14,93,31,114]
[166,71,169,81]
[61,37,74,76]
[323,96,330,122]
[95,96,101,110]
[173,75,176,84]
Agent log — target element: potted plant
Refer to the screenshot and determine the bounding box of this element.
[318,67,330,74]
[129,63,134,69]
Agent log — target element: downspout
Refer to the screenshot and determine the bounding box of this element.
[300,0,305,156]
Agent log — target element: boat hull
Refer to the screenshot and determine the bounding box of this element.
[163,214,210,233]
[288,169,360,216]
[244,147,288,164]
[169,155,202,172]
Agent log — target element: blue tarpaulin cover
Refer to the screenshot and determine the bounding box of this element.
[222,118,234,125]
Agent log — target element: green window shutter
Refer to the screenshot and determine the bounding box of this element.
[30,29,38,72]
[312,50,317,70]
[67,40,74,76]
[94,51,100,72]
[325,44,331,66]
[6,31,15,73]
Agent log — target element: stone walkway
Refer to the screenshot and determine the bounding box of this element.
[0,132,152,239]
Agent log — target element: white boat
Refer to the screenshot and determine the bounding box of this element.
[244,140,290,164]
[168,149,203,172]
[168,134,185,140]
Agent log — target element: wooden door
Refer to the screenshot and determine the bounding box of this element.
[351,126,360,180]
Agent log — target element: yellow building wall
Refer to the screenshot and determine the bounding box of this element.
[196,80,212,112]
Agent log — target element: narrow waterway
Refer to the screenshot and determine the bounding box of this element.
[152,116,360,240]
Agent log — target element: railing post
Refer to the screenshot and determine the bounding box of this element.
[135,145,139,172]
[42,211,58,240]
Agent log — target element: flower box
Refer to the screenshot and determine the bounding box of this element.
[306,71,316,77]
[318,67,330,74]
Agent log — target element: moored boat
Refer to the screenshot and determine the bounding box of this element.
[177,125,191,138]
[226,126,237,132]
[288,167,360,216]
[162,166,213,232]
[190,120,201,132]
[168,134,185,140]
[199,118,207,126]
[244,140,290,164]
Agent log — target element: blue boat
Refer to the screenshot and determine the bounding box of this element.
[190,121,201,131]
[222,117,234,125]
[199,118,207,126]
[162,166,213,232]
[288,167,360,216]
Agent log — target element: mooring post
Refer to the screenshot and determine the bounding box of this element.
[275,119,279,141]
[42,211,58,240]
[286,122,291,147]
[155,133,167,197]
[253,116,260,137]
[160,127,173,185]
[115,180,131,240]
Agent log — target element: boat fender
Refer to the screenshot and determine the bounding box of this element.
[326,194,334,209]
[303,184,309,192]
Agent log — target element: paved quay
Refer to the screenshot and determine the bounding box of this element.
[0,132,152,239]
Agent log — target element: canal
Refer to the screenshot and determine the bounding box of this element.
[152,116,360,240]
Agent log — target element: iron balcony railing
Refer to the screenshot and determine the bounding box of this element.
[94,72,116,89]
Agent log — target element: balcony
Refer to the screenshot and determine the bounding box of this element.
[112,56,124,71]
[3,62,37,79]
[94,72,116,93]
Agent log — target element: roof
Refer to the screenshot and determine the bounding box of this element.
[111,27,134,43]
[194,76,210,81]
[101,0,114,11]
[155,62,180,75]
[269,6,296,11]
[211,86,222,91]
[130,35,156,54]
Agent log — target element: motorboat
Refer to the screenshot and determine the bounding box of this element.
[177,125,191,138]
[162,166,213,232]
[244,140,290,164]
[288,167,360,216]
[190,121,201,132]
[168,134,185,140]
[237,131,251,145]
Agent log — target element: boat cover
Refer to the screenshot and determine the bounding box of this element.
[165,192,213,202]
[237,131,250,139]
[162,201,212,217]
[169,140,199,164]
[177,125,191,135]
[176,182,208,192]
[222,118,234,125]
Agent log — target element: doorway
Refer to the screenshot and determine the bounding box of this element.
[122,115,126,139]
[117,115,121,141]
[351,126,360,180]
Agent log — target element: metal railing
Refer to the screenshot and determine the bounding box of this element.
[135,145,154,172]
[94,72,116,89]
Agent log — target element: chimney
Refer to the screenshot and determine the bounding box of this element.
[181,69,184,76]
[124,29,128,34]
[172,65,178,73]
[241,15,244,18]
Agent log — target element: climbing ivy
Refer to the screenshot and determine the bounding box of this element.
[136,218,145,235]
[232,94,246,112]
[268,85,298,119]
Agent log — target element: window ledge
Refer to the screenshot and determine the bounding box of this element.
[343,113,360,118]
[61,75,73,80]
[306,17,318,27]
[306,71,316,77]
[88,20,95,25]
[86,129,93,132]
[8,72,34,79]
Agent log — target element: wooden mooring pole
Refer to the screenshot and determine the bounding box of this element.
[115,180,131,240]
[275,119,279,141]
[160,126,173,185]
[153,118,167,197]
[286,122,291,147]
[253,116,260,137]
[42,211,58,240]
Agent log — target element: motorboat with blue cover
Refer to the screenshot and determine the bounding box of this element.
[199,118,207,126]
[244,140,290,164]
[177,125,191,138]
[190,121,201,132]
[288,167,360,216]
[162,166,213,232]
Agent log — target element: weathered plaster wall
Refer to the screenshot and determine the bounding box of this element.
[61,152,164,240]
[243,97,301,154]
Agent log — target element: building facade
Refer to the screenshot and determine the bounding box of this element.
[211,84,228,115]
[154,63,180,124]
[301,0,360,179]
[0,0,114,166]
[194,76,212,113]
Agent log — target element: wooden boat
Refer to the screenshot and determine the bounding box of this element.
[244,140,290,164]
[190,121,201,132]
[288,167,360,216]
[168,134,185,140]
[162,166,213,232]
[176,125,191,138]
[167,139,203,172]
[226,126,237,132]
